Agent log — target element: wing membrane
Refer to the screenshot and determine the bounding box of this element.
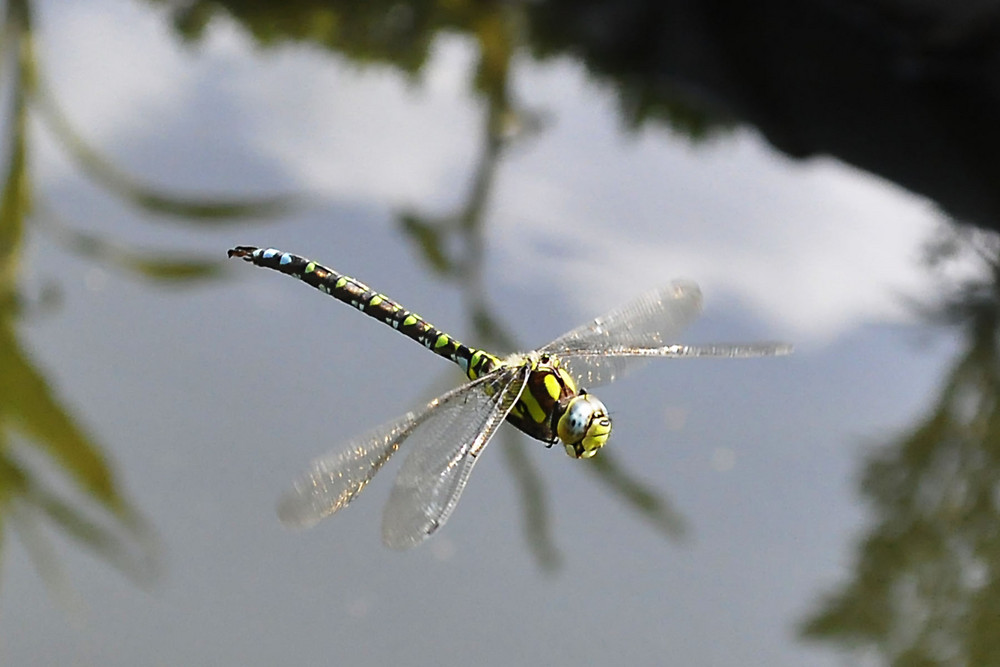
[277,366,526,531]
[381,363,530,550]
[540,282,791,387]
[539,281,702,386]
[277,412,417,529]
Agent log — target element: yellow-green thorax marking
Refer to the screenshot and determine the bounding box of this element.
[501,351,610,458]
[228,246,611,458]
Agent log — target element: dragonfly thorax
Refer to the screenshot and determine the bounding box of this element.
[557,393,611,459]
[499,351,612,459]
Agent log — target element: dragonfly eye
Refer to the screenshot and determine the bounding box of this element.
[557,393,612,459]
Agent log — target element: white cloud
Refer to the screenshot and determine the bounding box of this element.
[34,1,965,345]
[229,35,482,206]
[489,61,947,342]
[37,0,192,146]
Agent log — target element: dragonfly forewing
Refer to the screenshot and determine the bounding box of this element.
[381,364,530,550]
[278,368,526,531]
[540,281,703,386]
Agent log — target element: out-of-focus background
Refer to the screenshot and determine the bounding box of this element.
[4,0,999,664]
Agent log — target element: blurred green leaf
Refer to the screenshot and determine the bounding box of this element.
[587,449,688,539]
[39,216,224,283]
[501,430,562,572]
[0,325,123,514]
[0,29,29,284]
[32,80,296,224]
[801,233,1000,665]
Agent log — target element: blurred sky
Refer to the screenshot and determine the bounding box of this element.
[2,1,973,666]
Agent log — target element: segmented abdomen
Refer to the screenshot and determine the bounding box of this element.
[228,246,499,379]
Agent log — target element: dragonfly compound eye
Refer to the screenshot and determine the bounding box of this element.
[557,394,611,459]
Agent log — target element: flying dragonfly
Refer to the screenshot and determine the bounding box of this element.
[229,246,791,549]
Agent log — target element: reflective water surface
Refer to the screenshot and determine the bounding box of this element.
[4,1,999,665]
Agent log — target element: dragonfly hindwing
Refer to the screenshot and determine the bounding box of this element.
[381,363,531,550]
[278,366,528,535]
[540,282,703,387]
[277,412,419,529]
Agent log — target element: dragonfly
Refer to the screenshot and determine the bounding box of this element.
[229,246,791,549]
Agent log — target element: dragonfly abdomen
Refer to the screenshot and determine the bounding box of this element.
[229,246,486,373]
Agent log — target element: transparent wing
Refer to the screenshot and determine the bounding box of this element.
[381,363,531,550]
[539,281,703,387]
[277,366,527,532]
[277,410,418,529]
[539,282,792,387]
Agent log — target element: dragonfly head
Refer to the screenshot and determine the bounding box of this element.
[557,392,611,459]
